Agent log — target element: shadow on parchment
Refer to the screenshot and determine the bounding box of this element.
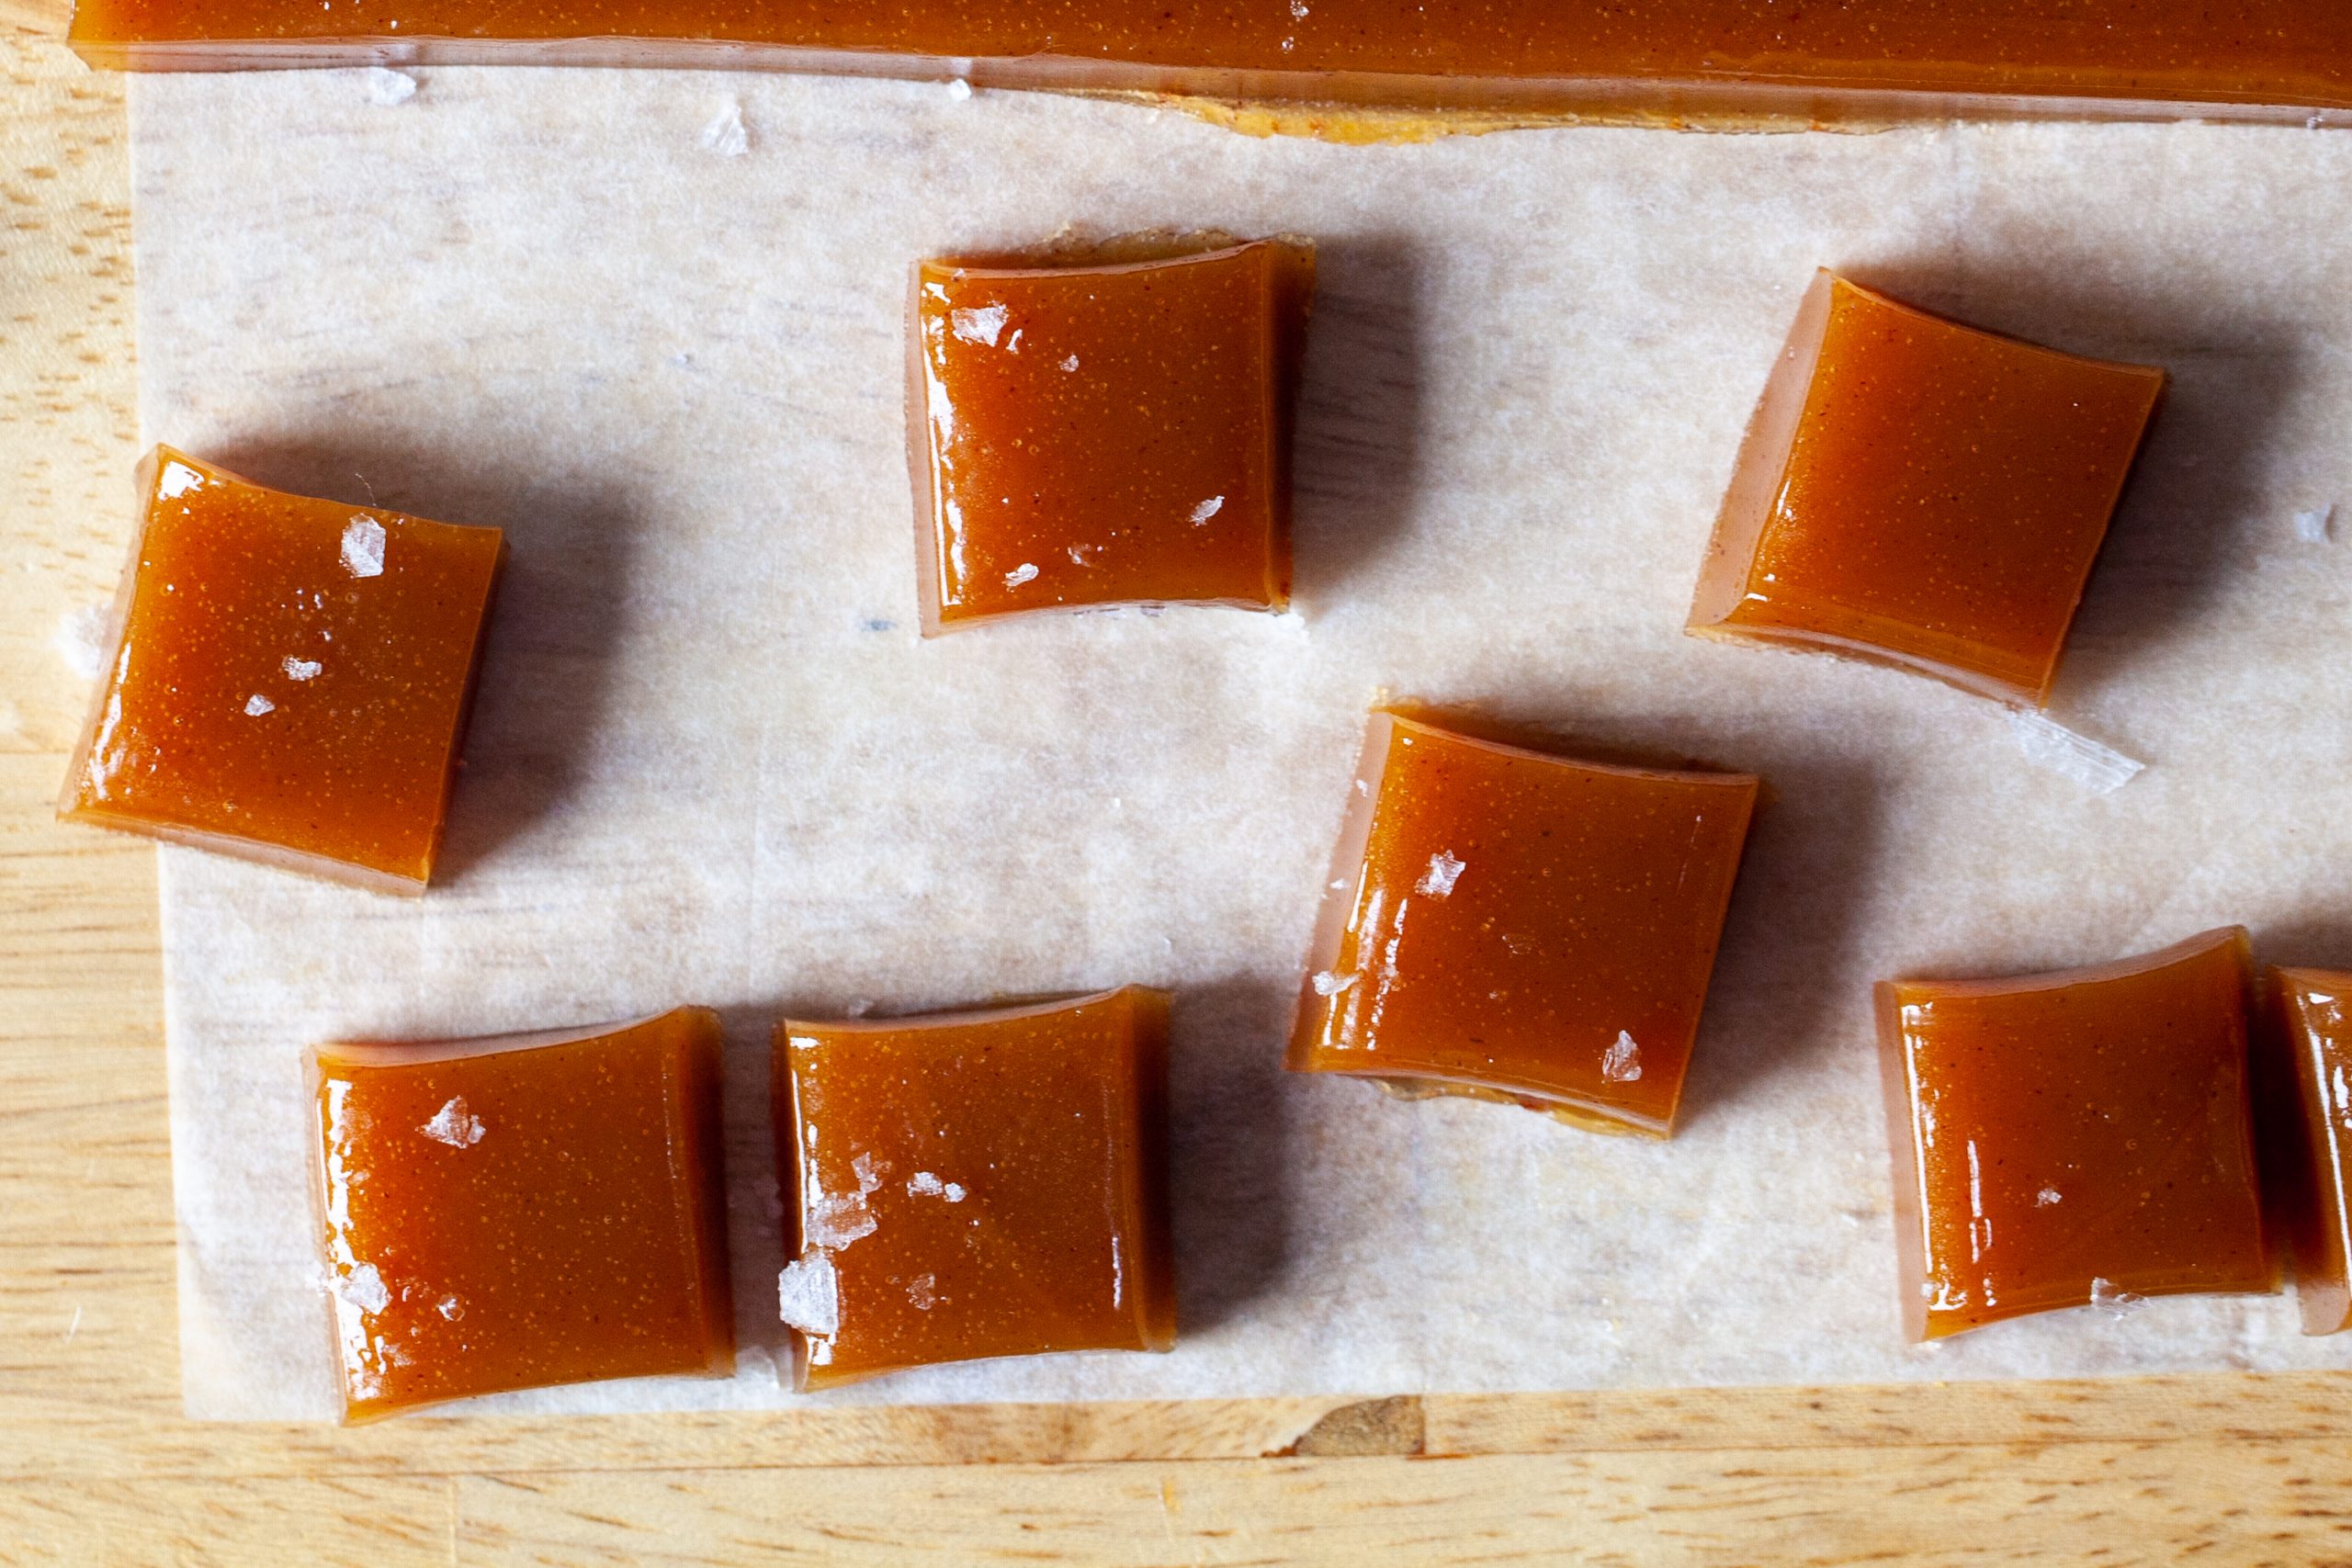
[710,999,796,1376]
[1170,975,1297,1336]
[1838,259,2309,717]
[1290,233,1428,605]
[207,436,645,891]
[1374,702,1889,1136]
[2253,917,2352,976]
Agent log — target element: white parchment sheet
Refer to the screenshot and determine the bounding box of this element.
[130,69,2352,1418]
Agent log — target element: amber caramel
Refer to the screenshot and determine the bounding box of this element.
[1690,274,2164,708]
[774,988,1174,1388]
[60,447,503,894]
[2257,966,2352,1335]
[1288,711,1758,1138]
[909,240,1310,633]
[1876,929,2270,1341]
[68,3,2352,129]
[309,1010,734,1420]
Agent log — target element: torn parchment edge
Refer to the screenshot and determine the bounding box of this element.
[2007,710,2146,795]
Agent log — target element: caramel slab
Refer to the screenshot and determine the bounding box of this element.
[1876,928,2269,1341]
[310,1009,734,1421]
[60,446,503,894]
[1689,273,2164,708]
[2258,965,2352,1335]
[774,987,1174,1388]
[1289,710,1758,1137]
[70,2,2352,130]
[909,240,1310,632]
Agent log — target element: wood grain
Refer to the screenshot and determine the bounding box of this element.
[8,17,2352,1564]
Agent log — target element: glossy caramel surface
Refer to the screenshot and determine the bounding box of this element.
[909,240,1309,632]
[774,988,1174,1389]
[310,1009,734,1421]
[1690,273,2163,708]
[1876,929,2269,1342]
[2258,966,2352,1336]
[69,1,2352,124]
[1288,711,1758,1137]
[60,446,503,893]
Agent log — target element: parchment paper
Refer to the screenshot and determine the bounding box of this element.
[128,67,2352,1419]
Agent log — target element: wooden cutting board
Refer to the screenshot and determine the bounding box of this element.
[6,5,2352,1560]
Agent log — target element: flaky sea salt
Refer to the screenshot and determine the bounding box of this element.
[418,1097,486,1147]
[907,1170,968,1202]
[2089,1277,2148,1316]
[951,304,1009,347]
[1417,851,1464,897]
[340,517,386,579]
[335,1262,390,1314]
[1600,1031,1644,1083]
[360,68,417,107]
[777,1256,840,1337]
[699,99,751,157]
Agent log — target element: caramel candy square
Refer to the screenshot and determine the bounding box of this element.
[1876,928,2270,1341]
[1689,272,2164,707]
[2258,965,2352,1335]
[907,239,1311,633]
[774,987,1175,1388]
[310,1009,734,1420]
[61,447,504,893]
[1288,710,1758,1137]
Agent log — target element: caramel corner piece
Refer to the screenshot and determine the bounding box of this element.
[1875,928,2269,1343]
[59,446,504,894]
[2258,965,2352,1336]
[65,4,2352,130]
[774,987,1175,1388]
[906,238,1311,633]
[309,1009,734,1421]
[1689,272,2164,708]
[1288,710,1758,1138]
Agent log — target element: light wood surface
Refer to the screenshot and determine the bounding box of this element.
[7,10,2352,1563]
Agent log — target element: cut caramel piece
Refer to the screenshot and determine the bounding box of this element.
[2258,965,2352,1335]
[907,239,1310,633]
[1876,929,2270,1341]
[774,987,1174,1388]
[1689,273,2164,707]
[60,446,504,894]
[1288,710,1758,1137]
[309,1009,734,1421]
[67,3,2352,130]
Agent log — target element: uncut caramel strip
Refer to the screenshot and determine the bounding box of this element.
[70,1,2352,129]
